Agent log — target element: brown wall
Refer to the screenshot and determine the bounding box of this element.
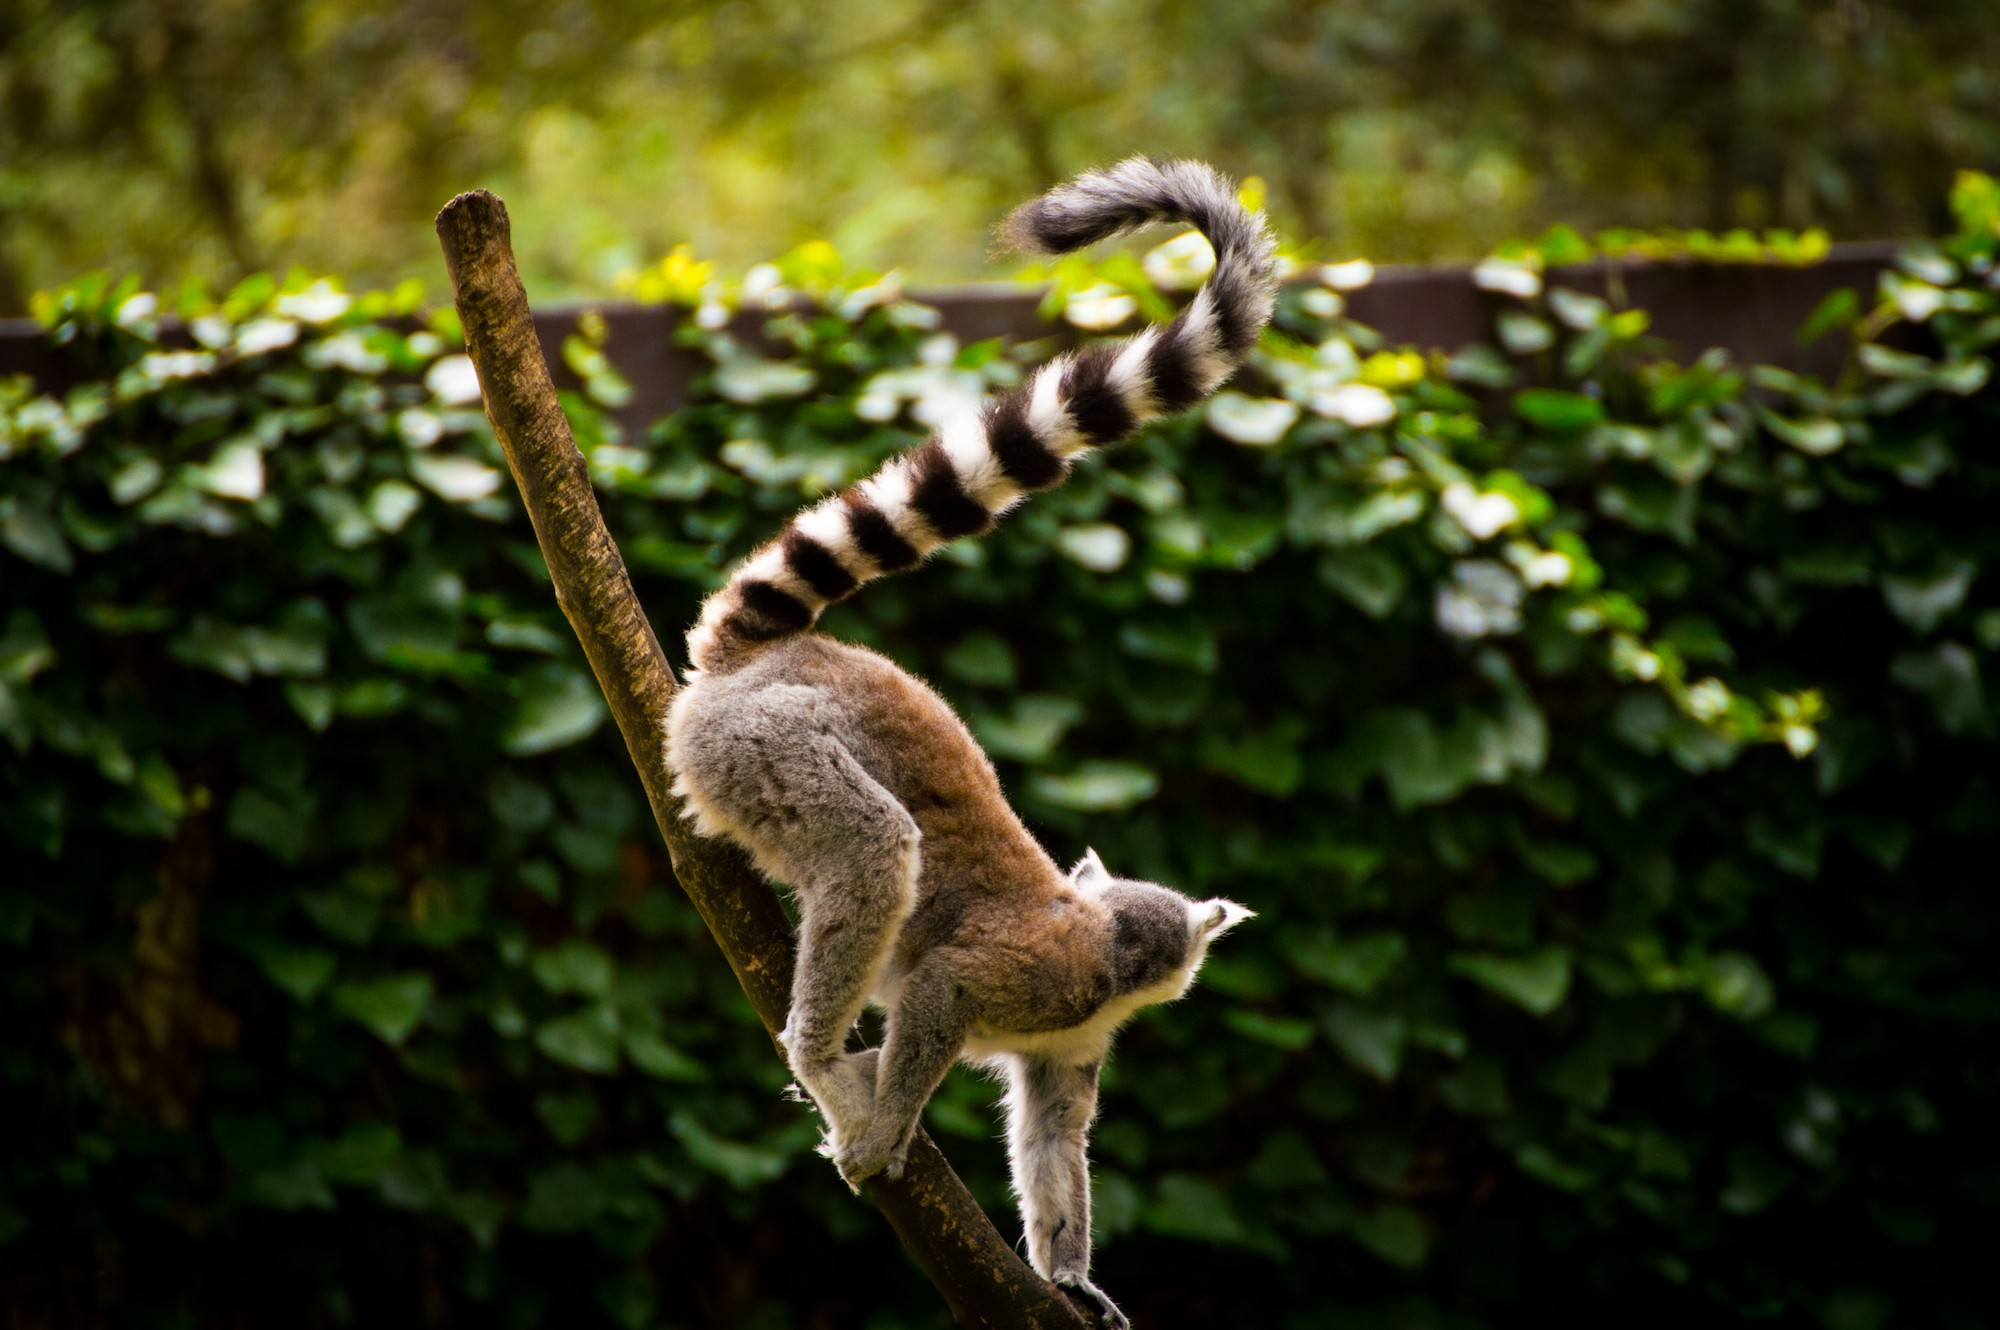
[0,245,1900,441]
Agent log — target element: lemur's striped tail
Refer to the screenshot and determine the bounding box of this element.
[686,157,1279,674]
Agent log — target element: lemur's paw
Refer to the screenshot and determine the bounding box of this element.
[1053,1273,1129,1330]
[832,1132,895,1190]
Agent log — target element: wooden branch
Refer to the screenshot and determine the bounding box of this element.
[436,190,1090,1330]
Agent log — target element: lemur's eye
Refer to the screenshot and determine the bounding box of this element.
[1113,912,1143,952]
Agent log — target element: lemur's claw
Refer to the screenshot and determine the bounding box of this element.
[1054,1273,1129,1330]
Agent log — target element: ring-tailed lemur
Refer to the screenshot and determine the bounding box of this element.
[666,159,1274,1330]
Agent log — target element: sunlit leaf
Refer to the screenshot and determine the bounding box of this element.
[1513,388,1605,432]
[504,666,608,756]
[1029,761,1159,811]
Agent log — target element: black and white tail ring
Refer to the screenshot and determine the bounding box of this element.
[687,157,1280,674]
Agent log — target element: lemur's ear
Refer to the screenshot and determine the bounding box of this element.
[1070,848,1112,891]
[1200,899,1256,938]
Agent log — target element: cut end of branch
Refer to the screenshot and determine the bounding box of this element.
[436,188,507,231]
[435,190,513,290]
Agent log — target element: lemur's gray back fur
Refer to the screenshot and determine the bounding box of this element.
[686,157,1279,674]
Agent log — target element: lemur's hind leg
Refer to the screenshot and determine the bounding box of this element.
[673,683,919,1151]
[788,826,916,1157]
[722,729,918,1153]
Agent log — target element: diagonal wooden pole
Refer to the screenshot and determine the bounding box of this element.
[436,190,1089,1330]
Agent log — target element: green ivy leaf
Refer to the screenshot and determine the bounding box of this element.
[1513,388,1605,433]
[970,694,1084,762]
[0,494,75,572]
[1450,949,1573,1016]
[518,1163,607,1232]
[247,1158,336,1211]
[1222,1009,1317,1050]
[1201,717,1308,797]
[252,942,338,1002]
[299,889,380,945]
[530,940,616,998]
[313,1121,402,1185]
[1145,1174,1246,1245]
[535,1003,622,1074]
[1889,642,1988,735]
[1322,1001,1407,1080]
[1028,761,1159,811]
[226,785,317,864]
[1316,548,1407,619]
[668,1110,792,1187]
[1509,828,1599,886]
[1057,522,1132,572]
[535,1090,601,1146]
[331,973,434,1045]
[624,1030,707,1083]
[1761,411,1846,456]
[504,665,608,756]
[407,452,504,502]
[1350,1204,1430,1269]
[1286,931,1408,995]
[941,630,1016,686]
[1881,560,1974,633]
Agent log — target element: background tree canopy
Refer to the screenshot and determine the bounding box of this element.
[3,0,1998,313]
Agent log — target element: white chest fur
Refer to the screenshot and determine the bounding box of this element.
[958,969,1194,1065]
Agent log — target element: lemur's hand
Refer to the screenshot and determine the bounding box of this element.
[1054,1271,1130,1330]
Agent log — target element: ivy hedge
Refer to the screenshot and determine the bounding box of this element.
[4,174,1998,1330]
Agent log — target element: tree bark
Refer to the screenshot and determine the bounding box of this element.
[435,189,1089,1330]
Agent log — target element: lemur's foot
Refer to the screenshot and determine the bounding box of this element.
[832,1132,895,1190]
[832,1109,911,1190]
[794,1049,880,1162]
[1053,1272,1129,1330]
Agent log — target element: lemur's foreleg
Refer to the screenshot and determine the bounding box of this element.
[1007,1056,1128,1330]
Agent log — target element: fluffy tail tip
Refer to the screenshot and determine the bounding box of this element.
[996,155,1179,256]
[995,156,1258,262]
[994,200,1062,257]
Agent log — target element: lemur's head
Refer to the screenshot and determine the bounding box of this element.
[1071,848,1255,1004]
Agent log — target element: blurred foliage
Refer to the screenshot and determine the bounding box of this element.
[4,0,2000,313]
[4,173,2000,1328]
